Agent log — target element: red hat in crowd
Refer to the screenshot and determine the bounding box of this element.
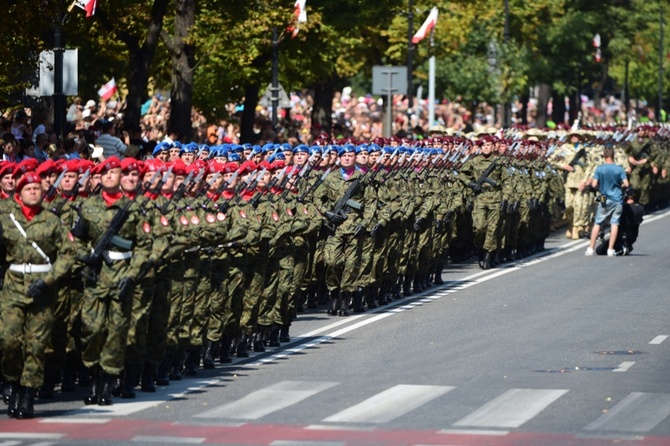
[171,159,188,176]
[223,162,239,174]
[205,160,224,174]
[269,160,286,171]
[142,159,165,175]
[12,158,39,179]
[99,156,122,173]
[62,159,82,174]
[36,159,60,177]
[256,160,272,171]
[0,162,16,178]
[15,172,42,193]
[79,160,95,173]
[121,158,140,173]
[237,160,257,175]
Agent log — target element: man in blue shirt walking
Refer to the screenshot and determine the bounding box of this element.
[585,147,630,257]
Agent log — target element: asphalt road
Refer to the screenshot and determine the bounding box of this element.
[2,208,670,446]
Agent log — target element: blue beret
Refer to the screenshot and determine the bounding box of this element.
[152,141,171,156]
[241,143,253,150]
[198,144,210,153]
[293,144,309,154]
[171,141,182,149]
[309,146,323,155]
[355,144,369,154]
[281,143,292,151]
[231,144,244,153]
[328,145,340,154]
[338,144,356,156]
[261,143,274,153]
[269,152,286,162]
[180,142,199,154]
[368,144,382,154]
[228,153,241,162]
[382,146,395,154]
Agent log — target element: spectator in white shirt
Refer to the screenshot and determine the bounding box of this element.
[95,120,127,158]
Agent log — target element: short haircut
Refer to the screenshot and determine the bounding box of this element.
[603,147,614,159]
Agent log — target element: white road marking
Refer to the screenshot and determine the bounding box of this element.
[613,361,635,372]
[649,335,668,345]
[304,424,375,431]
[271,441,346,446]
[438,429,509,436]
[131,436,205,444]
[0,434,64,440]
[584,392,670,432]
[454,388,569,428]
[194,381,338,420]
[323,384,454,424]
[40,417,112,424]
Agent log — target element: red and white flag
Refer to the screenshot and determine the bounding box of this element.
[72,0,97,18]
[593,33,601,62]
[292,0,307,38]
[412,7,439,44]
[97,78,117,101]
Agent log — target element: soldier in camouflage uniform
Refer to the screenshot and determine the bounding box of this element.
[1,171,75,418]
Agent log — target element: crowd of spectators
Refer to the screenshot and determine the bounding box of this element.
[0,87,656,164]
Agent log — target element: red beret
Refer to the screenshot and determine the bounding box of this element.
[12,158,39,179]
[36,159,60,177]
[121,158,140,173]
[16,172,42,192]
[171,159,188,176]
[0,162,16,178]
[257,160,273,171]
[205,160,224,174]
[99,156,122,173]
[142,159,165,175]
[79,160,95,173]
[224,162,239,174]
[237,160,257,175]
[269,160,286,171]
[62,159,81,174]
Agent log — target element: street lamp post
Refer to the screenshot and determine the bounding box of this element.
[407,0,414,130]
[658,6,664,121]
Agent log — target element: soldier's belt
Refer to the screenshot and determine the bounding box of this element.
[9,263,52,274]
[105,250,133,261]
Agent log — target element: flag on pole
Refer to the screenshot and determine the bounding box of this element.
[592,33,601,62]
[412,7,439,44]
[292,0,307,38]
[71,0,98,17]
[97,78,117,101]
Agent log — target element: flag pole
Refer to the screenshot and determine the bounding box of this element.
[428,27,436,129]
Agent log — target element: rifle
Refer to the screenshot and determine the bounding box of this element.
[250,167,286,208]
[298,160,340,202]
[160,169,194,214]
[467,157,498,192]
[567,148,587,168]
[53,169,90,216]
[80,178,152,284]
[45,168,68,202]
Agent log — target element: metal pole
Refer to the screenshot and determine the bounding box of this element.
[407,0,414,122]
[271,26,279,129]
[54,14,65,143]
[428,56,435,128]
[502,0,510,128]
[659,6,664,121]
[624,59,629,118]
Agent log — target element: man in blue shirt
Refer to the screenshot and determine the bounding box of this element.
[585,147,630,257]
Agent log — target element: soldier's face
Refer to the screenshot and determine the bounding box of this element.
[198,150,209,160]
[19,183,43,206]
[283,151,293,164]
[356,151,369,165]
[369,152,380,164]
[90,174,101,190]
[169,148,180,160]
[1,174,15,193]
[174,175,186,190]
[223,172,237,189]
[156,151,169,161]
[182,152,195,165]
[482,142,493,155]
[258,170,273,188]
[207,173,223,191]
[121,170,140,192]
[40,175,50,193]
[340,152,355,168]
[101,168,122,190]
[61,172,78,192]
[293,152,307,165]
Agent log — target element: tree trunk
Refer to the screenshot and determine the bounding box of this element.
[535,83,551,128]
[312,78,336,138]
[97,0,169,131]
[551,91,566,125]
[240,83,260,144]
[167,0,196,140]
[519,92,529,125]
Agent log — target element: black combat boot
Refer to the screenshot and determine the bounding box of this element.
[339,291,350,316]
[84,366,101,405]
[121,366,138,399]
[16,387,37,419]
[236,334,249,358]
[6,382,19,417]
[2,380,14,404]
[155,352,172,386]
[481,251,492,270]
[352,290,365,313]
[252,330,266,353]
[140,363,157,392]
[279,325,291,343]
[98,372,116,406]
[268,326,281,347]
[327,290,340,316]
[219,336,232,363]
[61,353,79,392]
[412,274,423,293]
[365,286,378,310]
[183,346,201,376]
[38,365,58,399]
[202,340,217,369]
[169,348,186,380]
[402,275,412,296]
[434,264,445,284]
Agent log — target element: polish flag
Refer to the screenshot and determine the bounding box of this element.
[592,33,601,48]
[412,7,439,44]
[97,78,117,101]
[292,0,307,38]
[72,0,97,18]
